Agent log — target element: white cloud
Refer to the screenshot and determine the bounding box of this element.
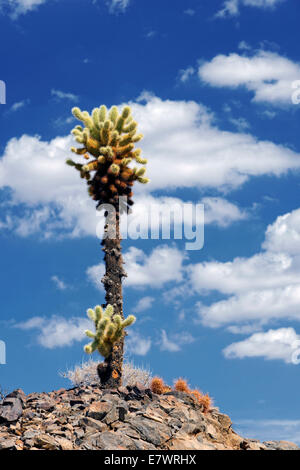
[126,331,151,356]
[263,209,300,255]
[160,329,195,352]
[133,296,155,313]
[88,245,187,290]
[15,315,90,349]
[199,51,300,105]
[216,0,285,18]
[190,207,300,329]
[1,95,300,239]
[51,89,78,102]
[203,197,248,227]
[124,245,186,288]
[51,275,68,290]
[223,328,300,363]
[86,263,105,291]
[1,0,47,18]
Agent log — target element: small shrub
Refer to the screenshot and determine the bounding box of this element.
[174,378,190,393]
[150,377,165,395]
[198,393,212,414]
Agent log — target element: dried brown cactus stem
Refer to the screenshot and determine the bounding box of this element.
[99,208,127,388]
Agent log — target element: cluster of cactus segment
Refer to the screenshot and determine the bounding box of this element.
[66,104,149,212]
[150,377,212,414]
[84,304,136,359]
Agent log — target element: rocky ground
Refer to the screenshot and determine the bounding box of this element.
[0,383,298,451]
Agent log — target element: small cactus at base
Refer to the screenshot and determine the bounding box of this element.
[174,378,190,393]
[198,394,212,414]
[84,304,136,359]
[150,377,165,395]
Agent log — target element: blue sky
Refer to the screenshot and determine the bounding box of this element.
[1,0,300,443]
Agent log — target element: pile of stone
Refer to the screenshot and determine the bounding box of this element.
[0,384,298,451]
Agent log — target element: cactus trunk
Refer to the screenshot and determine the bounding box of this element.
[98,208,126,388]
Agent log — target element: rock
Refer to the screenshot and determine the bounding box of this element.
[5,389,26,405]
[34,434,60,450]
[168,436,216,450]
[93,431,138,450]
[79,417,107,432]
[87,402,112,421]
[0,397,23,423]
[56,437,74,450]
[126,416,172,446]
[0,381,298,451]
[0,437,17,450]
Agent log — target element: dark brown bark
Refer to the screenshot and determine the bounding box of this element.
[98,207,127,388]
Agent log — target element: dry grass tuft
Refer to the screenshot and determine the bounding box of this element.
[61,359,152,388]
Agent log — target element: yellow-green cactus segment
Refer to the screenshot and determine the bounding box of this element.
[84,304,136,359]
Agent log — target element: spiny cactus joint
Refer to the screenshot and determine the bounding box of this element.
[67,104,150,213]
[84,304,136,359]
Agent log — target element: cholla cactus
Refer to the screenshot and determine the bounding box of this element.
[66,104,150,212]
[84,304,136,359]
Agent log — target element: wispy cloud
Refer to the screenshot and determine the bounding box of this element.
[0,0,47,19]
[159,329,195,353]
[133,296,155,313]
[184,8,195,16]
[51,275,69,291]
[235,419,300,445]
[216,0,286,18]
[126,331,151,356]
[8,99,30,113]
[178,66,195,83]
[51,89,78,102]
[105,0,130,14]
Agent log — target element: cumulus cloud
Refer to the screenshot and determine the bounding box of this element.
[87,245,187,290]
[223,328,300,363]
[190,207,300,329]
[216,0,285,18]
[199,51,300,105]
[1,95,300,239]
[15,315,90,348]
[202,197,248,227]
